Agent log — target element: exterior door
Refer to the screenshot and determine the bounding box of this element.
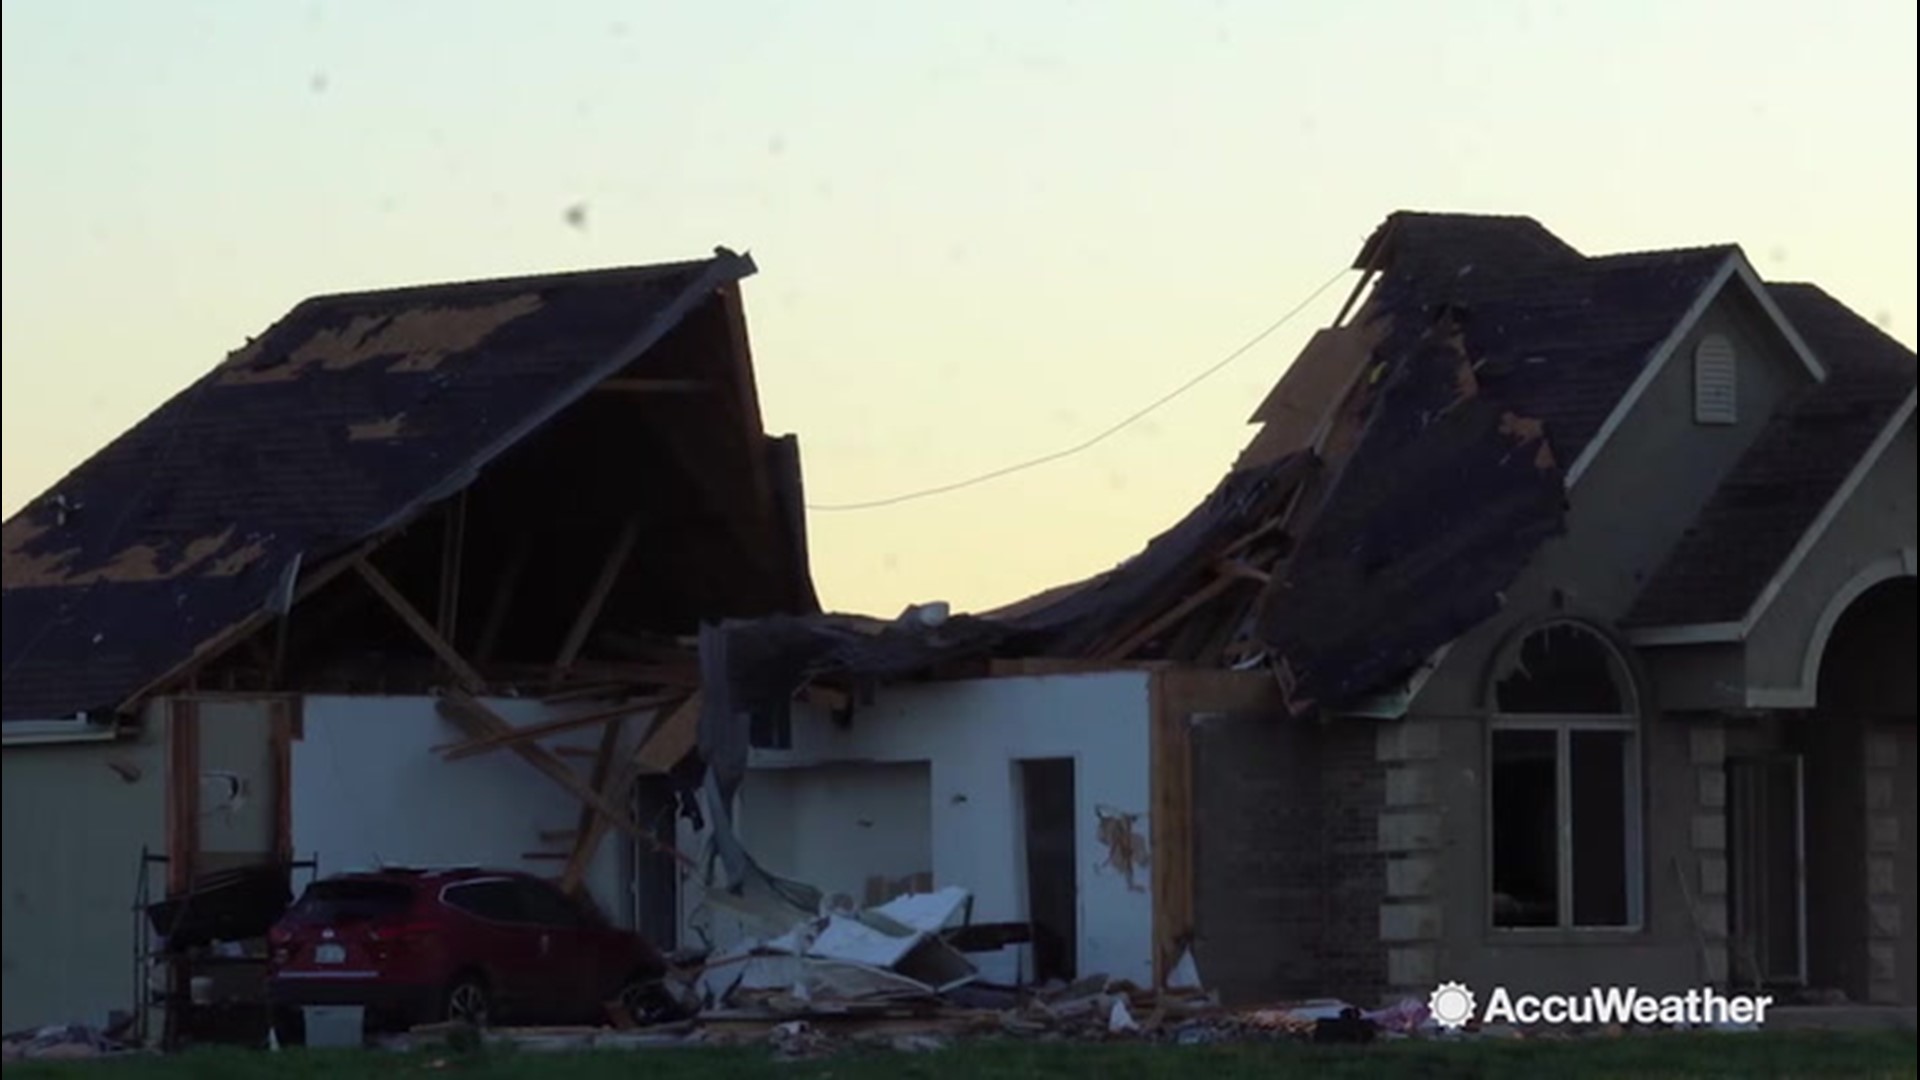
[1727,754,1807,988]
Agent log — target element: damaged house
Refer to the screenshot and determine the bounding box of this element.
[1,250,817,1036]
[682,213,1915,1012]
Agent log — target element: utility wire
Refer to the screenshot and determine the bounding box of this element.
[806,264,1352,512]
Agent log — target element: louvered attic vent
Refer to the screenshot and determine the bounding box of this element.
[1693,334,1738,425]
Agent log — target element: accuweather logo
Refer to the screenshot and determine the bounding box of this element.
[1427,981,1774,1030]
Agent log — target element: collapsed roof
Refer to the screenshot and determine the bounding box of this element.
[695,211,1916,751]
[3,251,818,722]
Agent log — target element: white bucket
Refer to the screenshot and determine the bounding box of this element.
[302,1005,365,1049]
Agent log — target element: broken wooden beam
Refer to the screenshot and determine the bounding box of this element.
[561,693,701,893]
[353,557,487,691]
[1096,572,1247,663]
[115,529,399,713]
[563,712,628,883]
[433,694,676,761]
[473,536,531,665]
[436,692,691,867]
[1215,559,1272,585]
[435,492,468,646]
[633,691,702,774]
[553,516,643,680]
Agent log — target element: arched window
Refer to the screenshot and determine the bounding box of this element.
[1488,621,1644,930]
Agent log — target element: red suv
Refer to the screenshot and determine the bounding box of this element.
[268,867,671,1040]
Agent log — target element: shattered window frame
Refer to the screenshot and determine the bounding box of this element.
[1487,620,1646,933]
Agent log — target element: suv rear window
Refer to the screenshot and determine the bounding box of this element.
[287,880,415,924]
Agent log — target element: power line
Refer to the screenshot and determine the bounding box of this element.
[805,264,1351,512]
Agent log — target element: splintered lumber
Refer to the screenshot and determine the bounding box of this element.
[433,694,676,761]
[560,693,702,893]
[553,515,643,680]
[558,714,628,891]
[1237,318,1387,470]
[474,537,531,665]
[1215,559,1272,585]
[352,557,487,691]
[635,691,702,773]
[436,692,691,867]
[561,747,648,893]
[1096,572,1246,662]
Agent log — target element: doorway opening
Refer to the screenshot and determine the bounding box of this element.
[1726,753,1807,989]
[1018,758,1077,982]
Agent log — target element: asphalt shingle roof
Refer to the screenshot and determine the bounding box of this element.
[1626,284,1917,629]
[2,253,762,721]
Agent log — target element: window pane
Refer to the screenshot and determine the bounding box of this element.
[1491,729,1559,927]
[445,881,526,923]
[288,880,413,924]
[1495,624,1626,714]
[1570,730,1632,927]
[516,881,586,927]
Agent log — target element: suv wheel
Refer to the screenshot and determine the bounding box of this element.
[617,974,679,1025]
[443,976,492,1029]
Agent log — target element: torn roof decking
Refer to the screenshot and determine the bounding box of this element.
[2,251,813,722]
[1246,216,1733,709]
[1625,284,1918,630]
[1353,214,1738,471]
[697,450,1312,724]
[696,212,1914,726]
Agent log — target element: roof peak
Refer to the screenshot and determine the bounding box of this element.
[1355,212,1755,278]
[290,249,755,312]
[1355,210,1583,274]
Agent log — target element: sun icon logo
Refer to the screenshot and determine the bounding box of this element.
[1428,981,1477,1030]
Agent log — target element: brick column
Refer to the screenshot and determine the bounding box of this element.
[1689,722,1731,985]
[1863,726,1902,1005]
[1377,719,1442,996]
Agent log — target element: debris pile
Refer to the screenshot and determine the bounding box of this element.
[395,887,1453,1058]
[0,1023,136,1063]
[692,885,979,1011]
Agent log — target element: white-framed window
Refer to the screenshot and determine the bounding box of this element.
[1488,620,1644,930]
[1693,334,1738,425]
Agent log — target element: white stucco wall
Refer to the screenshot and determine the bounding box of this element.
[681,671,1157,985]
[292,695,634,926]
[743,761,934,908]
[1,704,167,1032]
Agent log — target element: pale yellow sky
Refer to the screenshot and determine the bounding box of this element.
[4,1,1915,617]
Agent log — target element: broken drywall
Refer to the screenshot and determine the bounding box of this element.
[1093,806,1150,893]
[681,671,1156,986]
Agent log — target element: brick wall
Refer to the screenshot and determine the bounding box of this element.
[1190,714,1387,1004]
[1322,720,1389,1002]
[1190,713,1323,1002]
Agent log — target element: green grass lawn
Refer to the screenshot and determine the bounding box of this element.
[6,1031,1916,1080]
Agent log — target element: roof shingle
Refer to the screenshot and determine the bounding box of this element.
[1625,284,1917,629]
[2,254,758,721]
